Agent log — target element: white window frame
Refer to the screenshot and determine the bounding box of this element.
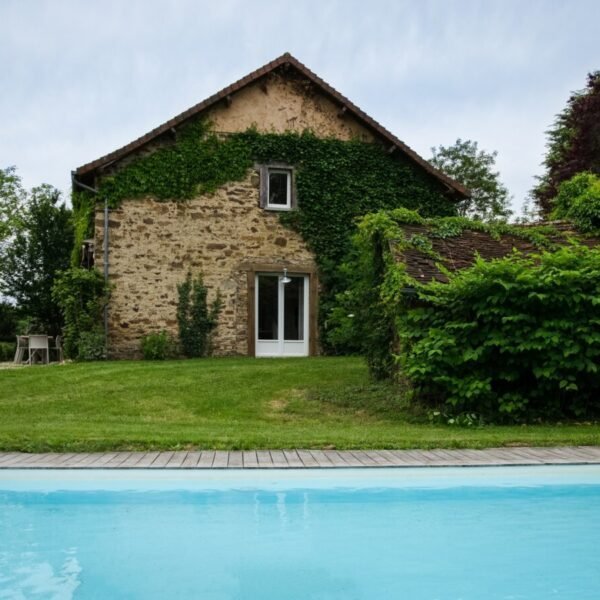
[266,168,292,211]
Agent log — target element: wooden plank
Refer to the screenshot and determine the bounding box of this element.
[348,451,379,466]
[7,453,49,467]
[212,451,229,468]
[363,451,393,466]
[0,452,27,466]
[296,450,318,467]
[104,452,133,467]
[228,451,243,468]
[112,452,144,468]
[323,450,350,467]
[134,452,161,467]
[197,451,215,468]
[269,450,288,467]
[575,446,600,459]
[283,450,304,468]
[256,451,274,468]
[309,450,333,467]
[50,453,81,467]
[335,451,367,467]
[150,452,174,468]
[370,450,403,466]
[243,451,259,468]
[163,452,187,468]
[182,452,202,468]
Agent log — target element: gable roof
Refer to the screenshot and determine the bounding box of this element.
[74,52,468,198]
[393,221,599,284]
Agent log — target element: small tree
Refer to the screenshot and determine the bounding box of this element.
[176,272,221,357]
[1,184,73,335]
[430,139,512,221]
[0,166,25,244]
[52,267,109,359]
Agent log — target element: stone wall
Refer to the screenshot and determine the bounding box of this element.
[207,71,376,139]
[96,170,316,358]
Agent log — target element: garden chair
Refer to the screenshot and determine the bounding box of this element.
[28,335,49,364]
[13,336,28,364]
[52,335,64,363]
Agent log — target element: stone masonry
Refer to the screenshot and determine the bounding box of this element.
[96,170,316,358]
[94,73,378,358]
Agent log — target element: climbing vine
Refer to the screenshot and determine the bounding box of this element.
[73,119,459,351]
[327,208,571,376]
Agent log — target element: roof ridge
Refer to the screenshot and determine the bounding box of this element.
[74,52,468,198]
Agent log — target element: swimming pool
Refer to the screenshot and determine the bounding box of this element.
[1,466,599,599]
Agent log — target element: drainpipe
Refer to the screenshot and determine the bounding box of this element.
[71,172,109,357]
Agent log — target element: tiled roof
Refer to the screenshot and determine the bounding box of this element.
[74,53,468,198]
[393,221,599,284]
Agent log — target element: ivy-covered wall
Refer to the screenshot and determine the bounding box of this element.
[76,120,458,354]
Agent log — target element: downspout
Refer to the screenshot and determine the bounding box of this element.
[71,172,109,357]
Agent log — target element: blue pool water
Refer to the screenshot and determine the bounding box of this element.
[0,466,599,599]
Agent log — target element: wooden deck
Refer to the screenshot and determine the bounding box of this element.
[0,446,599,469]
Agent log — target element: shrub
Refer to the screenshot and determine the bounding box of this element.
[397,246,600,422]
[176,272,222,358]
[141,330,176,360]
[552,172,600,233]
[52,267,109,359]
[0,341,15,362]
[76,331,106,361]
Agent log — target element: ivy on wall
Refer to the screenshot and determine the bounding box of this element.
[328,208,569,375]
[75,119,459,351]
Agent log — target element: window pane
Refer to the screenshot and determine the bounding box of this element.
[268,171,289,206]
[284,277,304,341]
[258,276,279,340]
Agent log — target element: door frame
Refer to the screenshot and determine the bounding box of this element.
[255,273,309,357]
[244,262,318,357]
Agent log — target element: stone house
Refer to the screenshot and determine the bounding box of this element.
[72,53,467,359]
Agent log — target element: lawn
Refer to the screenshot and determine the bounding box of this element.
[0,356,599,452]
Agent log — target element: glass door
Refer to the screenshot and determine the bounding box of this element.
[255,273,309,357]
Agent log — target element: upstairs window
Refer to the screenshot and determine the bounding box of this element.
[259,164,296,211]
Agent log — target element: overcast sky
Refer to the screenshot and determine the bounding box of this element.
[1,0,599,215]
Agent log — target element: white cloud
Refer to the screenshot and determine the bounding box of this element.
[1,0,599,215]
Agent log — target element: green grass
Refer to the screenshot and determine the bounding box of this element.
[0,357,599,452]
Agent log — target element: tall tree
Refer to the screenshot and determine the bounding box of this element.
[532,71,600,215]
[0,166,25,244]
[430,139,512,221]
[0,184,73,335]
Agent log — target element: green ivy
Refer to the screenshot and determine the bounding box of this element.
[74,120,457,352]
[333,208,570,378]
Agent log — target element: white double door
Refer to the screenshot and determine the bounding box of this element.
[255,273,309,357]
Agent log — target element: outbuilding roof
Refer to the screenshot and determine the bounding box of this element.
[393,221,599,284]
[74,53,468,198]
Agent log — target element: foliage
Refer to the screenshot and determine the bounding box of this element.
[0,185,73,336]
[0,341,15,362]
[430,139,512,221]
[94,121,457,352]
[76,331,107,361]
[141,330,176,360]
[0,166,25,244]
[330,208,563,378]
[52,267,109,360]
[398,246,600,423]
[176,272,222,358]
[552,172,600,233]
[0,301,18,343]
[71,190,97,266]
[532,72,600,215]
